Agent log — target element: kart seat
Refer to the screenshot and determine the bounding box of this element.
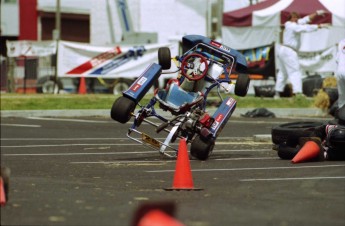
[155,82,204,115]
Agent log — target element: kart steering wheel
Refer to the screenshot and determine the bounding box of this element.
[180,53,208,81]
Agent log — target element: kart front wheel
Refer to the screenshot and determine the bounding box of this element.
[235,74,250,97]
[190,136,215,160]
[110,96,136,123]
[158,47,171,70]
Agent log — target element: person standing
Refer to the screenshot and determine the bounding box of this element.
[336,39,345,109]
[275,10,330,98]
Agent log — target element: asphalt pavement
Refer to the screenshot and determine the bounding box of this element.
[1,115,344,226]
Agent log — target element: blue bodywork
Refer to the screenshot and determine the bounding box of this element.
[182,35,247,73]
[123,63,162,103]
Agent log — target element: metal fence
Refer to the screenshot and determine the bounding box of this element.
[1,55,55,93]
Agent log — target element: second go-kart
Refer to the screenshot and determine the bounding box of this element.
[111,35,250,160]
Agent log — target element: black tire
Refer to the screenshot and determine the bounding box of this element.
[234,74,250,97]
[271,121,325,146]
[324,88,339,106]
[158,47,171,70]
[112,79,133,95]
[190,136,215,160]
[110,96,136,123]
[277,144,300,160]
[302,75,323,97]
[36,76,63,93]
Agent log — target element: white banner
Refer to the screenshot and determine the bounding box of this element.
[298,45,337,73]
[57,41,178,78]
[6,40,57,57]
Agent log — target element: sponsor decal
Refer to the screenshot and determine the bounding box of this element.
[142,133,160,148]
[131,84,141,92]
[210,41,221,48]
[211,121,219,130]
[211,41,231,52]
[215,114,224,122]
[137,77,147,86]
[226,98,235,106]
[130,77,147,92]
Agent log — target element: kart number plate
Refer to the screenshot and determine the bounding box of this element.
[142,133,161,148]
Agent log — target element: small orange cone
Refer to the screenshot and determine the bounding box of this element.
[78,76,87,94]
[292,138,322,164]
[165,138,202,191]
[137,209,185,226]
[0,177,6,206]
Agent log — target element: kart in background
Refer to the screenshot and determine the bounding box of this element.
[110,35,250,160]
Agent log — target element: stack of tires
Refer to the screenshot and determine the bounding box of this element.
[271,121,325,160]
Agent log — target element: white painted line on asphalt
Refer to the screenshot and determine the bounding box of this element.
[215,157,277,161]
[215,149,272,152]
[1,142,267,148]
[146,164,345,173]
[0,138,128,140]
[1,123,41,128]
[3,151,158,156]
[240,176,345,182]
[0,136,252,141]
[2,151,273,157]
[26,117,109,123]
[69,157,276,164]
[1,143,141,148]
[70,160,175,164]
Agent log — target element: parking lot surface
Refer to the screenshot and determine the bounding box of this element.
[1,116,344,226]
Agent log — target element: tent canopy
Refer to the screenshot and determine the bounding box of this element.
[222,0,345,50]
[223,0,336,27]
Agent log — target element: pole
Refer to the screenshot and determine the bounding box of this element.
[54,0,60,94]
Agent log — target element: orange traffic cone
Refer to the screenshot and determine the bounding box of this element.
[0,177,6,206]
[165,138,202,191]
[292,138,323,163]
[78,76,87,94]
[137,209,185,226]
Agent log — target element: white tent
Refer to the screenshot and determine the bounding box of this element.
[222,0,345,51]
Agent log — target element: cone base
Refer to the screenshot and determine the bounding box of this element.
[164,187,203,191]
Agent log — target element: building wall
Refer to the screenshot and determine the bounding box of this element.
[1,0,19,36]
[39,12,90,42]
[19,0,38,40]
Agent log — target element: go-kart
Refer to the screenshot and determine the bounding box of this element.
[110,35,250,160]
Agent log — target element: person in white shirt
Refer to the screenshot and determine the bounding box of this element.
[275,10,330,98]
[336,38,345,109]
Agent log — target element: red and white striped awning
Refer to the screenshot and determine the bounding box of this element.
[223,0,344,27]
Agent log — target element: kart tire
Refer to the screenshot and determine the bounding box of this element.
[110,96,136,123]
[190,136,215,160]
[36,75,63,93]
[235,74,250,97]
[271,121,325,146]
[158,47,171,70]
[277,144,300,160]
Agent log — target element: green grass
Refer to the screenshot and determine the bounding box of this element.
[0,93,315,110]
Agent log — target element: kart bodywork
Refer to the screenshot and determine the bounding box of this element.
[111,35,250,160]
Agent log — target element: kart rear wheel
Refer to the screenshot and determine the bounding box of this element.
[158,47,171,70]
[190,136,215,160]
[234,74,250,97]
[110,96,136,123]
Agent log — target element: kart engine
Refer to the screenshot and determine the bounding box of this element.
[182,108,214,139]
